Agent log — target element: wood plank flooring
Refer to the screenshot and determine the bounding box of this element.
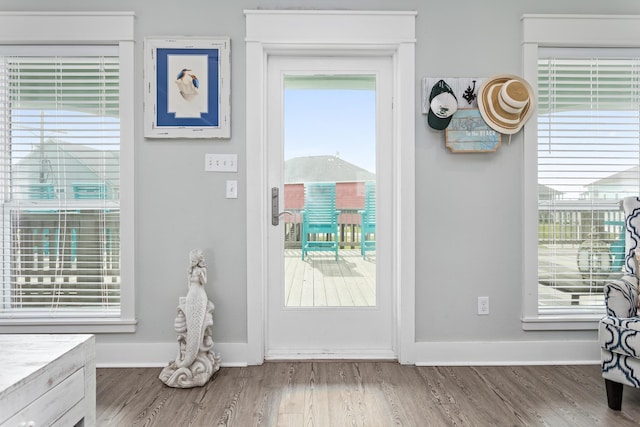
[97,362,640,426]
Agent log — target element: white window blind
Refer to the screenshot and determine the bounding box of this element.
[537,49,640,315]
[0,46,121,318]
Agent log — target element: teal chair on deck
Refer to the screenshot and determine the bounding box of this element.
[301,182,340,260]
[359,181,376,259]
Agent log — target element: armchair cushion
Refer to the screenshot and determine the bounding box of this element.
[604,275,639,318]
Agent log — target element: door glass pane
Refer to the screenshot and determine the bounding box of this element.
[283,75,376,308]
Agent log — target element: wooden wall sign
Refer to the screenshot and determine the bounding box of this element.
[445,109,501,153]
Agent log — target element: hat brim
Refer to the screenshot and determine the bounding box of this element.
[477,74,535,135]
[428,110,453,130]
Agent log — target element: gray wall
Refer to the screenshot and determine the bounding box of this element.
[4,0,640,356]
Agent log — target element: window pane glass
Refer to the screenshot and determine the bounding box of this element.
[283,75,377,308]
[537,54,640,314]
[0,53,120,316]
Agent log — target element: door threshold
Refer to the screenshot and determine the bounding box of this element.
[265,349,397,361]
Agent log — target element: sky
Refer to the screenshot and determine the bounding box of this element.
[284,88,376,173]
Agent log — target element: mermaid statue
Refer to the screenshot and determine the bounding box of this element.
[159,249,221,388]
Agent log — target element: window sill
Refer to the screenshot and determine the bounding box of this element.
[521,315,601,331]
[0,318,137,333]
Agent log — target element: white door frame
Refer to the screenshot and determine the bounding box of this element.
[245,10,416,365]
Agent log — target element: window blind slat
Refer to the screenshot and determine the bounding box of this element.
[0,51,121,316]
[537,53,640,314]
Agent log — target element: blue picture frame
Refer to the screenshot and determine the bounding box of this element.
[144,37,230,139]
[156,48,220,127]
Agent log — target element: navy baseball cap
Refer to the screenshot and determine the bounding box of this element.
[428,80,458,130]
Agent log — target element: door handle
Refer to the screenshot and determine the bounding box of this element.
[272,187,292,226]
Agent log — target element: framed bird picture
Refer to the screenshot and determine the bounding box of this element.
[144,37,230,138]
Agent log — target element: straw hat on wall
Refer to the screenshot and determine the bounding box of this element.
[477,74,535,135]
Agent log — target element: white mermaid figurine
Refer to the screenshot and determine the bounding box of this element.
[159,249,220,388]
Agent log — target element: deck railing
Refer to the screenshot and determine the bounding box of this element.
[5,209,120,308]
[538,203,625,245]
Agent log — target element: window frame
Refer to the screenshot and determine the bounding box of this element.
[0,12,135,333]
[522,14,640,330]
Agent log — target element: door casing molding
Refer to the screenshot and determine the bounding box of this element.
[245,10,416,364]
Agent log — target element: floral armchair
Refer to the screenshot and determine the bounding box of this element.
[599,196,640,410]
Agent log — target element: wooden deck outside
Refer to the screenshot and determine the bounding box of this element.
[284,249,376,307]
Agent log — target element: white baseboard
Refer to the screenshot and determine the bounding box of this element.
[95,339,601,367]
[412,339,600,366]
[96,341,249,367]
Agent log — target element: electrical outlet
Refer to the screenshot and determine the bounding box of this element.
[477,296,489,315]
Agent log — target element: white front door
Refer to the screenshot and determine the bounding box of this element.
[265,55,394,358]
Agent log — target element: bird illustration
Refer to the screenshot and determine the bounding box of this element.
[176,68,199,101]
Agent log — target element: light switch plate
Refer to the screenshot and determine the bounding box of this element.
[226,180,238,199]
[205,154,238,172]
